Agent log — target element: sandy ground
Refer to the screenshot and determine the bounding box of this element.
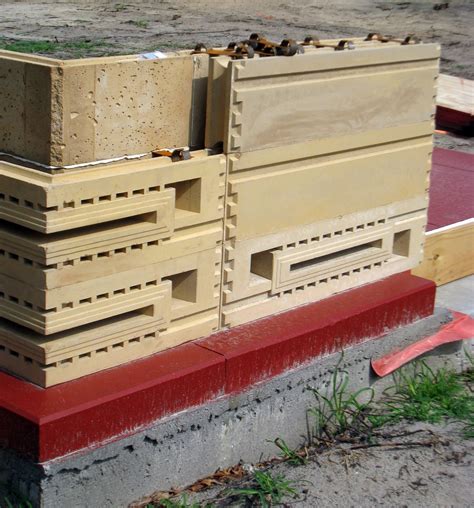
[178,421,474,507]
[0,0,473,79]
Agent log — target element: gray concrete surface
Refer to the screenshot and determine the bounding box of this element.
[1,307,472,508]
[436,274,474,316]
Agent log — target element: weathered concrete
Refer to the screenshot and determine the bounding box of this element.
[0,307,472,508]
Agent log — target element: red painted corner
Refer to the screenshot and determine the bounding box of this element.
[198,272,436,394]
[0,343,225,462]
[0,272,435,463]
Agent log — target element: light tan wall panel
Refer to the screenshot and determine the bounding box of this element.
[206,44,439,153]
[226,128,432,241]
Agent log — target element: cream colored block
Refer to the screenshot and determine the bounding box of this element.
[0,50,209,166]
[0,245,221,386]
[0,221,222,289]
[226,126,432,241]
[221,200,426,328]
[0,150,225,233]
[0,308,217,387]
[0,245,221,335]
[206,44,439,153]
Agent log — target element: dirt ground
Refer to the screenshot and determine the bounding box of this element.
[175,421,474,507]
[0,0,473,78]
[1,0,473,152]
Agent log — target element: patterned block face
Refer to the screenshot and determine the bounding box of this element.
[206,42,439,154]
[221,201,426,328]
[0,50,209,167]
[0,151,225,233]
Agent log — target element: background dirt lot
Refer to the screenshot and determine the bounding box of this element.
[0,0,473,78]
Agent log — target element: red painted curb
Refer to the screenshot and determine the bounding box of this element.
[198,272,436,393]
[0,343,226,462]
[0,273,435,463]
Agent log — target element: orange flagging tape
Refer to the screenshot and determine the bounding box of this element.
[371,311,474,377]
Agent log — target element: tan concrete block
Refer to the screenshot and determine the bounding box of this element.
[0,50,209,166]
[0,221,222,289]
[0,245,221,386]
[0,150,225,233]
[221,199,426,328]
[206,44,439,153]
[225,126,433,242]
[0,243,221,335]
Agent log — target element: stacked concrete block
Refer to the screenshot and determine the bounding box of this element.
[0,37,440,385]
[205,42,440,327]
[0,151,225,386]
[0,50,208,167]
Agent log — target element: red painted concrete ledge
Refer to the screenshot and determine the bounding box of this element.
[0,272,435,463]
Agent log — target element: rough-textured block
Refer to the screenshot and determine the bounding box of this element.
[0,51,209,167]
[225,125,432,242]
[0,150,225,233]
[206,43,439,153]
[222,200,426,327]
[0,244,222,385]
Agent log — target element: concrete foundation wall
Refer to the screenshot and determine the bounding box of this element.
[1,308,472,508]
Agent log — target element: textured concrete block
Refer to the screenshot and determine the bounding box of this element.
[225,125,432,242]
[221,199,427,327]
[0,50,209,167]
[0,245,222,385]
[0,150,225,233]
[206,43,439,153]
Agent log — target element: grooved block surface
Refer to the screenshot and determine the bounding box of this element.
[0,151,225,233]
[201,272,436,394]
[206,44,439,153]
[0,342,226,462]
[226,129,432,241]
[0,51,209,166]
[222,199,427,327]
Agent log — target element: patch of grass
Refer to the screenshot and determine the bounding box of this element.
[308,357,376,440]
[112,3,129,12]
[228,470,299,507]
[272,437,307,466]
[153,495,201,508]
[380,360,474,437]
[1,491,32,508]
[0,38,113,58]
[128,19,149,29]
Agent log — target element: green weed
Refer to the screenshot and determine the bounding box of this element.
[272,437,307,466]
[380,360,474,436]
[128,20,149,29]
[228,470,299,507]
[308,357,376,440]
[154,494,201,508]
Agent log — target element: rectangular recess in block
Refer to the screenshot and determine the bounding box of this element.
[163,269,198,304]
[165,178,201,214]
[393,229,411,257]
[0,219,222,290]
[272,227,392,293]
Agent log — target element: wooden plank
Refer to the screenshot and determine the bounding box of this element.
[436,74,473,134]
[412,219,474,286]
